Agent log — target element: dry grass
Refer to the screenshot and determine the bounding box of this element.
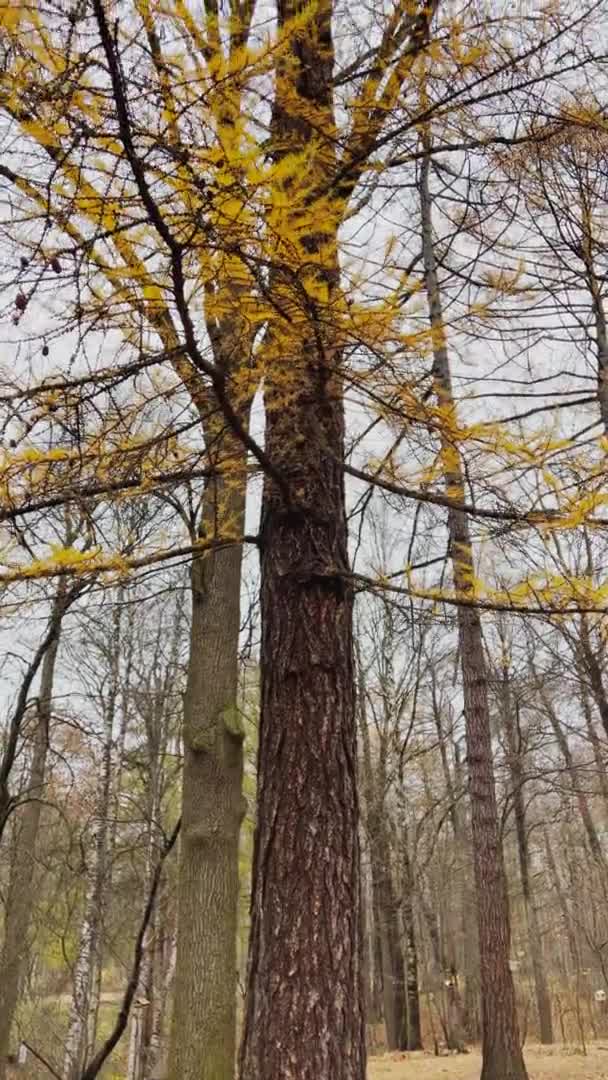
[369,1043,608,1079]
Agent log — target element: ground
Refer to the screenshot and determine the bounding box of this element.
[369,1044,608,1079]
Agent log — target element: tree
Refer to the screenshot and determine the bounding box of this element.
[2,3,608,1077]
[0,579,76,1080]
[418,138,527,1079]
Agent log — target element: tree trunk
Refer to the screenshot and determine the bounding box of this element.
[542,825,579,976]
[239,450,363,1079]
[420,141,527,1080]
[63,609,120,1080]
[401,828,423,1050]
[168,483,247,1080]
[358,682,407,1050]
[579,618,608,742]
[580,687,608,821]
[500,674,553,1045]
[238,0,364,1076]
[538,684,608,877]
[0,589,65,1080]
[148,931,176,1079]
[239,388,364,1078]
[453,741,481,1042]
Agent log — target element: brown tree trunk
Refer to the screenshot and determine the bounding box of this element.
[420,141,527,1080]
[168,482,247,1080]
[430,687,471,1048]
[239,398,364,1078]
[359,682,407,1051]
[0,590,65,1080]
[453,742,481,1042]
[401,827,423,1050]
[238,1,364,1076]
[578,616,608,742]
[542,825,579,977]
[500,668,553,1045]
[239,460,363,1078]
[538,683,608,877]
[580,687,608,821]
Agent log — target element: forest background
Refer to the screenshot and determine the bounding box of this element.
[1,2,608,1080]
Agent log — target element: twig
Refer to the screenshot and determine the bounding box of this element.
[80,817,181,1080]
[22,1042,62,1080]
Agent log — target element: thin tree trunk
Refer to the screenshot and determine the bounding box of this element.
[63,609,120,1080]
[86,591,133,1061]
[401,825,423,1050]
[358,681,407,1050]
[500,670,553,1045]
[148,932,176,1079]
[542,825,579,976]
[578,617,608,742]
[580,687,608,820]
[420,140,527,1080]
[430,687,470,1048]
[0,586,66,1080]
[538,685,608,876]
[168,481,247,1080]
[126,815,159,1080]
[453,741,481,1041]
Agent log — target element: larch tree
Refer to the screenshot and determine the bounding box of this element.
[1,2,608,1079]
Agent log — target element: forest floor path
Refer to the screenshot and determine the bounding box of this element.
[370,1043,608,1079]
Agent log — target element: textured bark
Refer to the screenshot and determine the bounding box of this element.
[239,453,363,1080]
[168,483,246,1080]
[0,589,65,1080]
[500,673,553,1045]
[420,143,527,1080]
[238,1,364,1076]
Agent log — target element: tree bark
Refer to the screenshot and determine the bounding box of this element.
[168,482,247,1080]
[500,669,553,1045]
[238,0,365,1076]
[0,587,66,1080]
[420,140,527,1080]
[239,454,363,1079]
[401,825,423,1050]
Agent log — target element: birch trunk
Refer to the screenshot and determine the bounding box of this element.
[63,607,121,1080]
